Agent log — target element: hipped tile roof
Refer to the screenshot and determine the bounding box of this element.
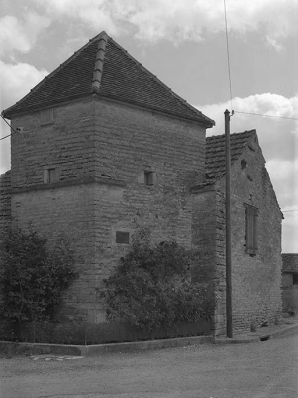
[2,31,214,127]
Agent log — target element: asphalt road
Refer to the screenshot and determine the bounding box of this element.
[1,334,297,398]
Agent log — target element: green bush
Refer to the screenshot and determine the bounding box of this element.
[102,235,216,331]
[0,227,77,338]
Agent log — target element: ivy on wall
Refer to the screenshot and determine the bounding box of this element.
[101,230,216,331]
[0,227,77,339]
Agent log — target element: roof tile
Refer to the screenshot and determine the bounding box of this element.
[205,130,256,180]
[3,32,214,126]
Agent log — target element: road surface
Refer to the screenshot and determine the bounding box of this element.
[1,334,297,398]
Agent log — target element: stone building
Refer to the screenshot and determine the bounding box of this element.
[191,130,283,334]
[281,253,298,312]
[1,31,282,337]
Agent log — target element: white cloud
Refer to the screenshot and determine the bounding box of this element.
[267,158,298,209]
[266,158,297,252]
[266,36,284,52]
[35,0,297,47]
[0,12,51,56]
[0,61,48,109]
[198,93,298,162]
[0,124,11,174]
[282,211,298,252]
[42,0,120,36]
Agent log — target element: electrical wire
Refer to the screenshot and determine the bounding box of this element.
[0,114,19,141]
[222,2,298,124]
[234,111,298,121]
[224,0,233,112]
[282,209,298,213]
[0,133,12,141]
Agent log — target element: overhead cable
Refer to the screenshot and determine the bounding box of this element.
[224,0,233,112]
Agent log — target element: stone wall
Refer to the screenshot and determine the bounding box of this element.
[282,253,298,273]
[91,99,206,322]
[191,187,226,335]
[215,135,283,334]
[0,171,11,240]
[281,254,298,311]
[191,134,282,336]
[0,171,11,266]
[10,183,98,322]
[93,100,206,187]
[282,273,294,288]
[191,187,217,282]
[10,98,97,190]
[6,96,207,323]
[281,285,298,312]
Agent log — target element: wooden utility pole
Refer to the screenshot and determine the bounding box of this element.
[225,109,233,338]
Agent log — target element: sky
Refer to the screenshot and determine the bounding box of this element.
[0,0,297,252]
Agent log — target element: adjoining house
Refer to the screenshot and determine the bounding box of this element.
[281,253,298,313]
[0,31,283,338]
[191,130,283,335]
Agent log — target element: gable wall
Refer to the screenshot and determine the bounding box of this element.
[215,136,282,334]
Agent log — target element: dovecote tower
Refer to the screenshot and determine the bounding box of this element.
[2,32,214,324]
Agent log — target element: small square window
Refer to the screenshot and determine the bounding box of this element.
[44,168,58,184]
[144,171,155,186]
[293,274,298,285]
[116,231,130,244]
[40,108,54,125]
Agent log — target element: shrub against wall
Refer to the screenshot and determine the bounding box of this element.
[102,232,216,331]
[0,226,77,338]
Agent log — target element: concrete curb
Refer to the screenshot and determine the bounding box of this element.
[0,335,214,357]
[82,335,213,356]
[214,323,298,345]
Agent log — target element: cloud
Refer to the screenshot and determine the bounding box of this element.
[266,158,298,213]
[34,0,297,47]
[0,61,48,109]
[266,36,284,52]
[0,12,51,56]
[282,211,298,252]
[42,0,120,36]
[0,61,49,175]
[266,157,297,251]
[197,93,298,162]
